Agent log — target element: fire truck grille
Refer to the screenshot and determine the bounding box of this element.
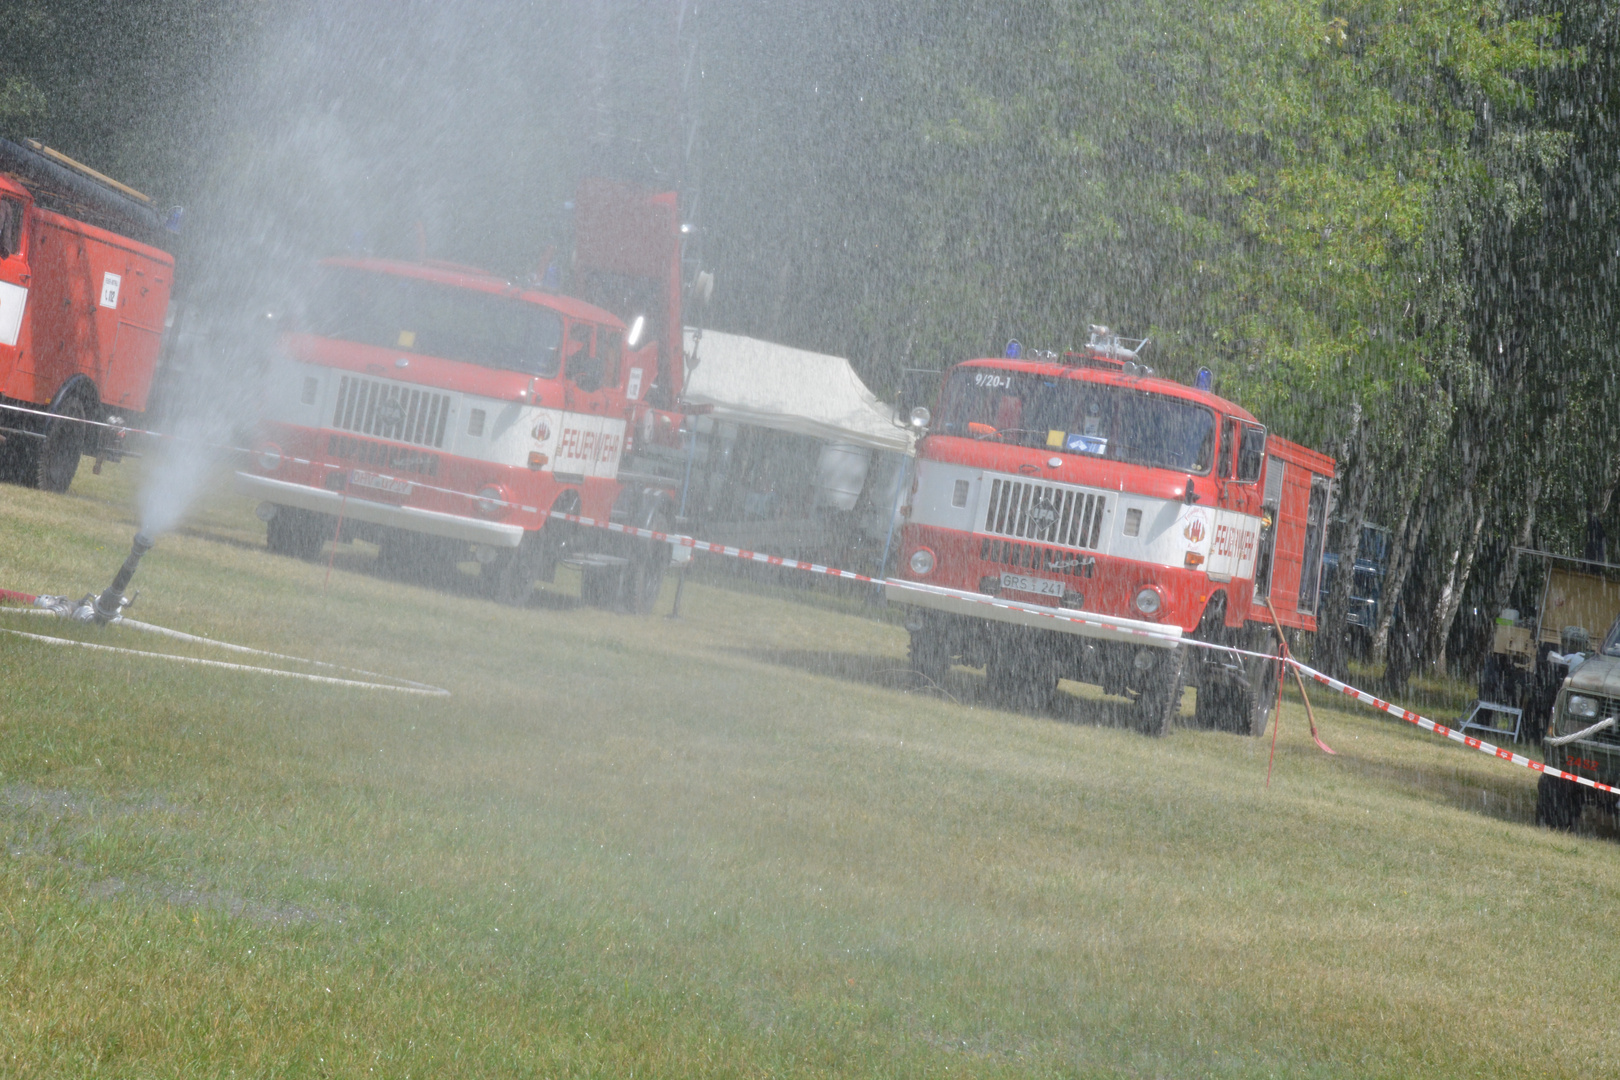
[979,538,1096,579]
[982,479,1106,549]
[326,433,441,477]
[331,377,451,449]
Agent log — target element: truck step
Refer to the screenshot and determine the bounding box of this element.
[561,554,630,570]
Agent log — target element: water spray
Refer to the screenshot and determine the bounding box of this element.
[91,532,154,624]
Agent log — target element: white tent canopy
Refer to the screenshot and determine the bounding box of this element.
[681,328,915,454]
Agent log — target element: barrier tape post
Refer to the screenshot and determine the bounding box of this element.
[1265,598,1336,758]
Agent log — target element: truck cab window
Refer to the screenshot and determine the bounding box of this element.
[0,198,22,260]
[1236,424,1266,483]
[566,322,604,392]
[937,368,1216,474]
[1218,418,1237,478]
[305,266,563,377]
[597,329,622,388]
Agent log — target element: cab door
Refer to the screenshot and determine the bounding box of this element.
[1207,417,1266,579]
[0,187,31,352]
[559,321,618,478]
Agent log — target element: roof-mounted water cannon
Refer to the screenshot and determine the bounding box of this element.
[1086,325,1151,363]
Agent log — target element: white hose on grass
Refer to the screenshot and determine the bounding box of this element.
[0,627,449,695]
[0,605,448,696]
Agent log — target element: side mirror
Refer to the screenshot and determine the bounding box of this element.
[909,406,931,430]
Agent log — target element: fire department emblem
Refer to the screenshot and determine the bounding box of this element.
[1182,511,1208,543]
[532,421,551,442]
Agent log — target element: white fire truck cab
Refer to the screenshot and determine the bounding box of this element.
[889,332,1335,735]
[237,181,691,609]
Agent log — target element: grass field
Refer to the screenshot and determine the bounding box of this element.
[3,462,1620,1077]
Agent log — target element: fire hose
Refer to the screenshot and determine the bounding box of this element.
[1546,717,1617,747]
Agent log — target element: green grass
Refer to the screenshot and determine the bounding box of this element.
[2,461,1619,1077]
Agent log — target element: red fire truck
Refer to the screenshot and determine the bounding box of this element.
[889,330,1335,735]
[0,138,175,491]
[234,180,690,610]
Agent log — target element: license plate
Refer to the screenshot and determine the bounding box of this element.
[1001,571,1065,597]
[349,469,412,496]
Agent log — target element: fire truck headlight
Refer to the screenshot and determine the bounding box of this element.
[909,548,936,576]
[1134,586,1163,616]
[256,443,283,472]
[474,485,510,517]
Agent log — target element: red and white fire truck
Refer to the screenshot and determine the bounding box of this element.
[0,138,175,491]
[889,330,1335,735]
[234,180,690,609]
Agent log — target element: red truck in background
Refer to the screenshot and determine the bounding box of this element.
[234,179,693,610]
[889,330,1335,736]
[0,138,175,492]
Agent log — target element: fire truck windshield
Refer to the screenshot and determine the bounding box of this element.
[937,368,1216,474]
[305,266,564,377]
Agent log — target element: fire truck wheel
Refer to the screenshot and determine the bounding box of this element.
[1193,627,1278,736]
[908,626,951,687]
[486,534,543,607]
[623,512,672,615]
[1536,772,1584,830]
[1132,645,1188,737]
[265,506,329,560]
[35,396,89,493]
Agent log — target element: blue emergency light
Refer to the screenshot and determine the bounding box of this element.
[1196,367,1212,390]
[1005,340,1022,359]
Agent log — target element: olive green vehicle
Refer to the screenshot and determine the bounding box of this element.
[1536,612,1620,829]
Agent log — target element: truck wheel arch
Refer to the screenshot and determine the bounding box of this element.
[33,375,102,492]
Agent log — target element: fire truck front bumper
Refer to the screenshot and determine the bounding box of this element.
[234,472,525,548]
[885,579,1183,649]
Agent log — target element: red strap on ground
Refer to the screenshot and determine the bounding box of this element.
[1265,598,1336,757]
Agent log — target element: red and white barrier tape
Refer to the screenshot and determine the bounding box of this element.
[548,508,1620,793]
[543,509,881,583]
[1290,658,1618,796]
[18,402,1614,789]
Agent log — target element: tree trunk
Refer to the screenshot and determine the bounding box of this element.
[1373,469,1435,665]
[1315,405,1370,681]
[1429,498,1487,675]
[1489,473,1540,616]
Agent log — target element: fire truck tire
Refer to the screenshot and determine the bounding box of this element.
[908,627,951,687]
[486,533,544,607]
[1536,773,1584,830]
[265,506,329,560]
[623,512,672,615]
[35,395,90,493]
[1193,626,1278,737]
[1133,645,1188,737]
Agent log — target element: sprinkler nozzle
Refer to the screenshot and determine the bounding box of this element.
[92,532,154,624]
